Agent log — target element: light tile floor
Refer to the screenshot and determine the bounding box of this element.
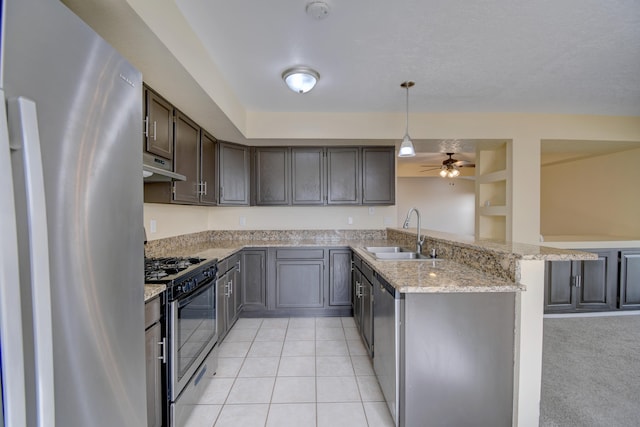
[185,316,395,427]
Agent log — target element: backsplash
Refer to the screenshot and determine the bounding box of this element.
[144,229,387,258]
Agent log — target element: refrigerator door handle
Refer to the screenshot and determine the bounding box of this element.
[8,97,56,427]
[0,90,28,427]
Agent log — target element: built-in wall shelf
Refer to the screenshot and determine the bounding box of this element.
[475,142,512,241]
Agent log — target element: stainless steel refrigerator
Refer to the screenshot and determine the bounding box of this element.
[0,0,146,425]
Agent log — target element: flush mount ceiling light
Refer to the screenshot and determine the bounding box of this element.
[282,67,320,94]
[398,81,416,157]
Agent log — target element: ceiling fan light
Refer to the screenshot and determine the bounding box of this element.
[439,168,448,178]
[282,67,319,93]
[398,134,416,157]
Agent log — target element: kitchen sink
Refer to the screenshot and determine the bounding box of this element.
[363,246,444,261]
[364,246,407,253]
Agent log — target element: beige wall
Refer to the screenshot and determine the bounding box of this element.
[541,147,640,238]
[397,177,475,236]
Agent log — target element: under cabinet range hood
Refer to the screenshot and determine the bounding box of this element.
[143,152,186,182]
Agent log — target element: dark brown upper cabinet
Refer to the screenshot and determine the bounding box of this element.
[218,141,250,206]
[362,147,395,205]
[326,147,361,205]
[172,110,201,204]
[291,147,325,205]
[253,147,290,206]
[143,86,173,161]
[199,131,217,205]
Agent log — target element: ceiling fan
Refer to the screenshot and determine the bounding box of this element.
[419,153,476,177]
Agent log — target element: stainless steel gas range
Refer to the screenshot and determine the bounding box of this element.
[145,256,219,426]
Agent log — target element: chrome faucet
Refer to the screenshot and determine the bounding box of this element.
[402,207,425,254]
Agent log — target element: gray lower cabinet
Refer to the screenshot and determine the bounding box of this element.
[240,247,352,317]
[620,250,640,309]
[275,259,324,308]
[218,141,250,205]
[329,249,352,306]
[242,249,267,311]
[399,292,515,427]
[544,249,618,313]
[352,253,373,356]
[144,295,164,427]
[253,147,290,205]
[217,253,242,341]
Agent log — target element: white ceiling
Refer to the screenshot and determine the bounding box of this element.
[175,0,640,116]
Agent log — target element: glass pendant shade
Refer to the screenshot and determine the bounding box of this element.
[398,134,415,157]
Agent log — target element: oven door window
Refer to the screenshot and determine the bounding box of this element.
[176,282,216,381]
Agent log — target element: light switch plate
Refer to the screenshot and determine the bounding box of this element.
[149,219,157,233]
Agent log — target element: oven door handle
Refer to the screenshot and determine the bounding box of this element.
[177,279,215,307]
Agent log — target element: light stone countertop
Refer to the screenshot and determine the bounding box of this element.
[143,229,601,299]
[144,284,166,302]
[144,238,524,296]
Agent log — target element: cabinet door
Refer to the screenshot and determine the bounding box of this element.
[326,147,361,205]
[620,251,640,309]
[200,131,217,205]
[575,250,617,311]
[361,274,374,356]
[275,260,324,308]
[362,147,395,205]
[291,147,325,205]
[329,249,352,306]
[232,259,243,320]
[218,141,250,205]
[352,267,363,332]
[144,87,173,161]
[216,275,229,341]
[145,322,163,427]
[173,110,200,204]
[242,250,266,308]
[254,147,290,205]
[544,260,575,312]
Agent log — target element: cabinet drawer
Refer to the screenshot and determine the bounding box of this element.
[145,295,161,329]
[352,253,362,270]
[361,261,374,283]
[218,252,241,275]
[276,249,324,259]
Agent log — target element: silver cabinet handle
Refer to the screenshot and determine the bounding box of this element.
[236,260,241,273]
[202,181,207,196]
[229,279,233,296]
[158,337,166,363]
[144,116,149,137]
[152,120,157,141]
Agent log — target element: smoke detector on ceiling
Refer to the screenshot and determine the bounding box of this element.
[306,1,330,19]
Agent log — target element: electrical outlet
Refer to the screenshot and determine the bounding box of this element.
[149,219,157,233]
[239,216,246,227]
[348,216,353,225]
[368,207,375,215]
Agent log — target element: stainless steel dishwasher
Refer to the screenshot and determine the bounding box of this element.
[373,275,400,426]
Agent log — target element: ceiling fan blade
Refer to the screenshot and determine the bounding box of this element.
[418,167,441,172]
[454,160,475,167]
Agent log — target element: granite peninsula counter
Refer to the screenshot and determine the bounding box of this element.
[144,228,593,299]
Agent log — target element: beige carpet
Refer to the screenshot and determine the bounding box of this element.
[540,315,640,427]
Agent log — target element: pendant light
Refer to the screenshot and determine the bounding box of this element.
[398,81,416,157]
